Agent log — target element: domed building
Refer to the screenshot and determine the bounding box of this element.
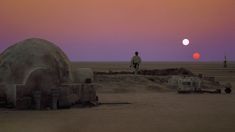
[0,38,97,109]
[0,38,73,84]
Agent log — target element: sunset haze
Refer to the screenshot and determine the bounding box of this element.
[0,0,234,61]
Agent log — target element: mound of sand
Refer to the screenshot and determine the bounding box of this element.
[95,68,194,76]
[94,74,173,93]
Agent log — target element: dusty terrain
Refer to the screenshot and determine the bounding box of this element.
[0,62,235,132]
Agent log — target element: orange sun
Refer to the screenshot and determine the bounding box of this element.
[193,52,201,60]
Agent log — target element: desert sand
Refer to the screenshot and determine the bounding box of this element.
[0,62,235,132]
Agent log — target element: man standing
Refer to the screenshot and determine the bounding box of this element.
[130,51,142,75]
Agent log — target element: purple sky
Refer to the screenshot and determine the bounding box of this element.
[0,0,234,61]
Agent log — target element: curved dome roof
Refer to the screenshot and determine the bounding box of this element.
[0,38,73,84]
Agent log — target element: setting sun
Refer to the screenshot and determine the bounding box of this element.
[193,52,201,60]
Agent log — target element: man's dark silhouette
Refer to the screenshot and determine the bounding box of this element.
[130,51,142,75]
[224,55,227,68]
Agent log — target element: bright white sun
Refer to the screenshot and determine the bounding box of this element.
[182,39,189,46]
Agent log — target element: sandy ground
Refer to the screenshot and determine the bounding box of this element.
[0,62,235,132]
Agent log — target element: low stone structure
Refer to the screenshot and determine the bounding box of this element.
[0,38,98,109]
[168,76,201,92]
[177,77,201,93]
[168,75,229,94]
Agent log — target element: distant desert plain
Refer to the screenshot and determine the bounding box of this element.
[0,62,235,132]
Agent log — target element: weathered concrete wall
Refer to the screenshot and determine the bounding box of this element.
[13,83,97,109]
[0,84,6,106]
[5,84,17,106]
[15,84,32,109]
[60,83,97,104]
